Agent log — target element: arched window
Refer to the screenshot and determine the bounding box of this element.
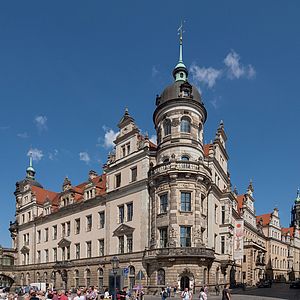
[74,270,79,288]
[98,268,104,292]
[181,155,189,161]
[20,273,24,286]
[36,272,40,283]
[157,269,165,285]
[26,272,30,285]
[43,272,48,284]
[85,268,91,287]
[203,268,207,285]
[129,266,135,290]
[163,119,171,136]
[180,117,191,133]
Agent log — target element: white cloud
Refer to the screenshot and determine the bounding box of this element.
[17,132,29,138]
[190,64,222,88]
[152,66,159,77]
[79,152,90,164]
[224,50,255,79]
[49,149,59,160]
[102,126,118,148]
[27,148,43,162]
[0,126,9,131]
[34,115,47,131]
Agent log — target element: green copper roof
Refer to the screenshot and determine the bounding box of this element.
[295,188,300,203]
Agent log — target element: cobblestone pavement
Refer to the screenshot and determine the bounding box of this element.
[144,283,300,300]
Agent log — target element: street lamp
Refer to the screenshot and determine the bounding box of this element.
[111,256,120,300]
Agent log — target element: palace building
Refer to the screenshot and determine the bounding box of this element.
[3,30,300,292]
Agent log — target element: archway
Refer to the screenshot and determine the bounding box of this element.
[0,274,14,287]
[180,276,190,291]
[178,268,194,292]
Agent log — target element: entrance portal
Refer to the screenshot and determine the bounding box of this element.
[180,276,190,290]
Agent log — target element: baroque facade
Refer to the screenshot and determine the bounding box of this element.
[4,33,300,292]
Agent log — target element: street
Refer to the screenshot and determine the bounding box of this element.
[144,284,300,300]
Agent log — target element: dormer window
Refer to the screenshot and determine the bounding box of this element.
[183,89,189,97]
[126,143,131,155]
[181,155,189,161]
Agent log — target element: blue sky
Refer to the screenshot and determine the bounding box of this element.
[1,1,300,247]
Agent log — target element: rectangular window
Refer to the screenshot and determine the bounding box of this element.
[99,239,105,256]
[75,243,80,259]
[180,192,191,211]
[127,203,133,222]
[119,205,125,223]
[126,143,131,155]
[66,246,70,260]
[127,234,133,253]
[61,223,66,237]
[66,221,71,236]
[37,230,41,243]
[62,247,66,261]
[75,218,80,234]
[131,167,137,182]
[221,206,225,224]
[159,227,168,248]
[160,193,168,213]
[53,247,57,262]
[45,249,49,263]
[243,255,246,263]
[53,225,57,240]
[99,211,105,229]
[221,236,225,254]
[45,228,49,242]
[86,215,92,231]
[180,226,191,247]
[119,236,124,254]
[115,173,121,188]
[86,241,92,258]
[28,211,31,221]
[215,205,218,224]
[37,250,41,263]
[122,145,126,157]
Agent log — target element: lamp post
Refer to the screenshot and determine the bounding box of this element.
[111,256,120,300]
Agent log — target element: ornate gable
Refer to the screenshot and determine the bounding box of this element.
[20,246,30,254]
[58,238,71,248]
[113,224,135,237]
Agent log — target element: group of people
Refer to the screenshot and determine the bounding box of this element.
[161,284,231,300]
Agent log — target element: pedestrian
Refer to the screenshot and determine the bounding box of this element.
[104,289,110,300]
[214,284,220,296]
[74,290,86,300]
[221,284,231,300]
[173,286,177,297]
[198,288,207,300]
[167,286,171,298]
[161,288,168,300]
[180,288,192,300]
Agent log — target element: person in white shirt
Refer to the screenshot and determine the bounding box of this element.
[181,288,192,300]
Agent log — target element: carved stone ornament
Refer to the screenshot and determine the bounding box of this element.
[171,118,180,127]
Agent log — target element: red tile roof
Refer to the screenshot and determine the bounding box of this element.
[236,195,245,211]
[256,213,272,226]
[281,227,295,237]
[31,186,58,205]
[203,144,212,157]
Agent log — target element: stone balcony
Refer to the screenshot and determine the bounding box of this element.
[149,161,211,178]
[143,247,215,263]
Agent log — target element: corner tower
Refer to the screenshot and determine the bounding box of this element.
[291,189,300,227]
[145,26,213,292]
